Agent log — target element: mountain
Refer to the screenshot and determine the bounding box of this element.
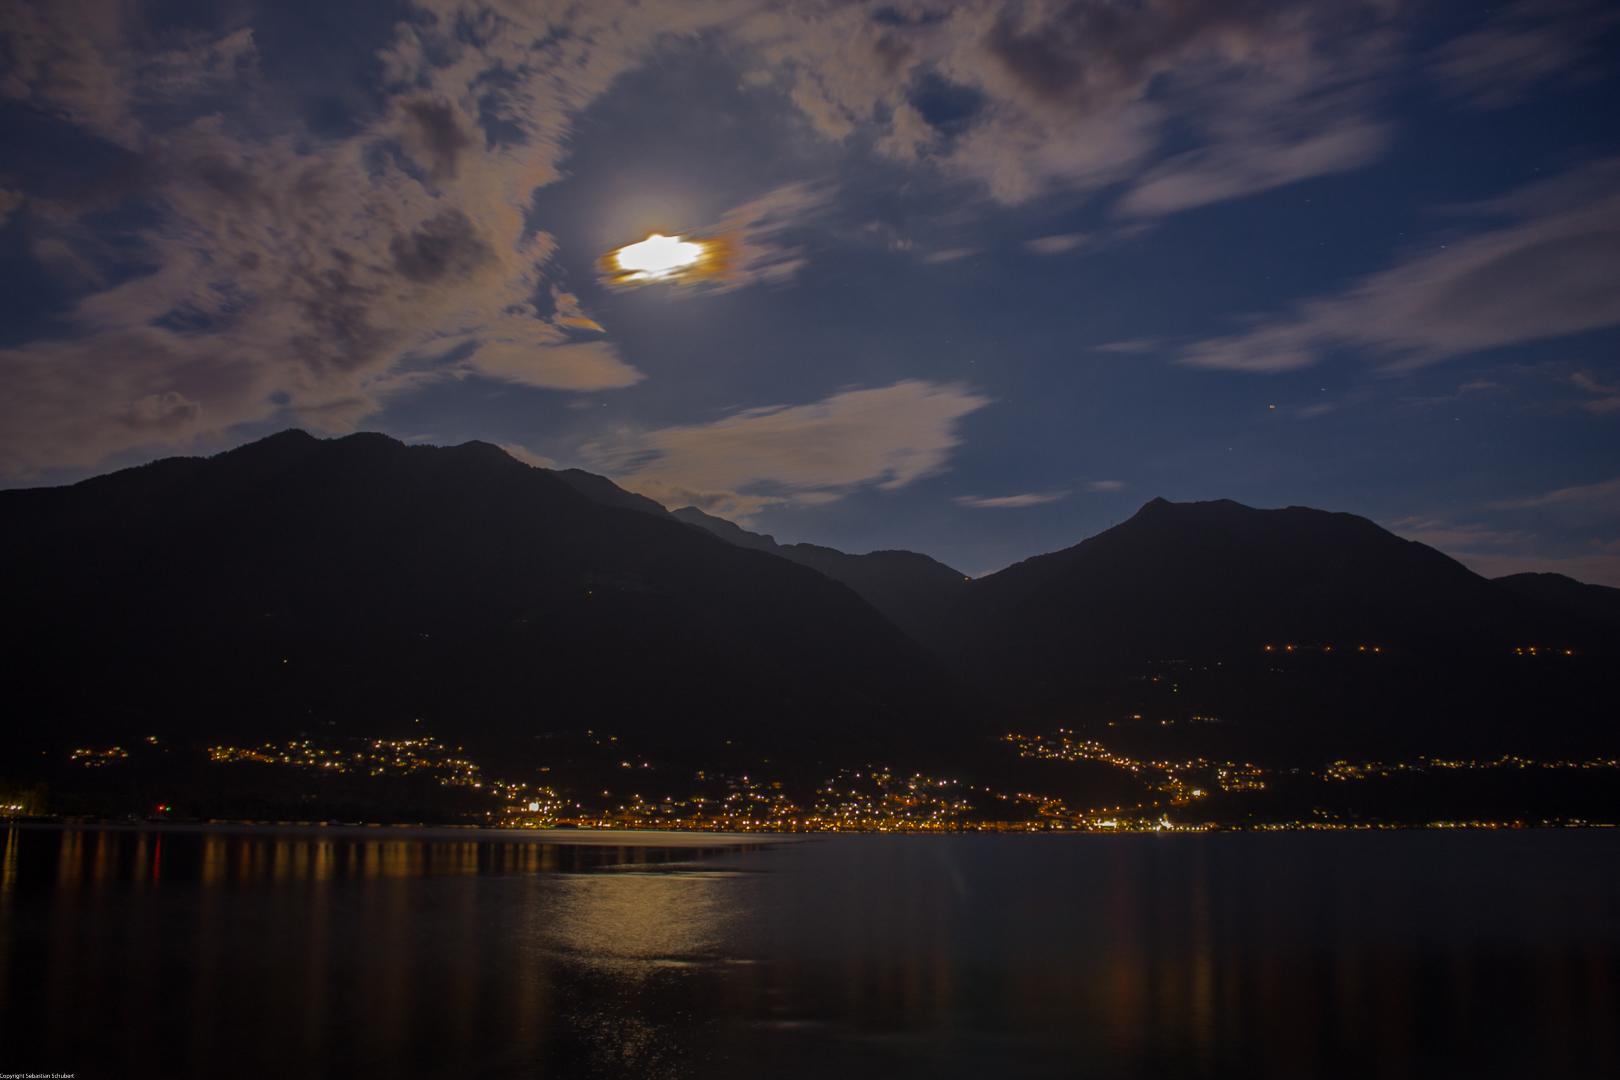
[553,468,670,517]
[951,497,1602,701]
[8,441,1617,768]
[669,506,783,554]
[669,507,968,645]
[1494,572,1620,629]
[0,430,956,753]
[550,469,969,645]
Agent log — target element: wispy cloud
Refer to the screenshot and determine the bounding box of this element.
[955,490,1068,509]
[583,380,991,521]
[1180,159,1620,373]
[1488,476,1620,512]
[1388,516,1533,554]
[921,247,980,264]
[1432,0,1620,110]
[496,443,558,469]
[681,182,833,295]
[1025,233,1089,255]
[745,0,1400,210]
[957,479,1122,506]
[1572,372,1620,414]
[1449,550,1620,587]
[1092,339,1159,355]
[1388,514,1620,586]
[1119,116,1386,218]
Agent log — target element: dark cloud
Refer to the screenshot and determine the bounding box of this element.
[389,208,492,283]
[188,155,262,206]
[402,99,472,180]
[985,0,1275,113]
[1433,0,1620,110]
[118,389,201,430]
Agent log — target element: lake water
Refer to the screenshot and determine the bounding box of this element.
[1,825,1616,1078]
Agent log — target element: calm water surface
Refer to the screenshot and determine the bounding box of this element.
[1,825,1616,1078]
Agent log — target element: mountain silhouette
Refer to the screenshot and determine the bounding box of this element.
[668,507,968,645]
[949,496,1605,702]
[1,430,954,753]
[550,470,969,644]
[1494,572,1620,629]
[5,435,1615,763]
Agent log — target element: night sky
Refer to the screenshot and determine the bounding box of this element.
[2,1,1618,581]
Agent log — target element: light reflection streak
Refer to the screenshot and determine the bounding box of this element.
[0,829,1614,1078]
[543,869,731,976]
[0,828,14,1018]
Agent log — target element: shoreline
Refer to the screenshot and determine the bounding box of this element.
[8,817,1617,837]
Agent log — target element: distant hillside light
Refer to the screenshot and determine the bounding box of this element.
[612,233,705,281]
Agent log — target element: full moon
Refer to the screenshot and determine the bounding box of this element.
[613,233,706,280]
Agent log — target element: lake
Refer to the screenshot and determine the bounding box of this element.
[1,825,1616,1078]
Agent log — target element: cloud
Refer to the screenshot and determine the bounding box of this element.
[956,490,1068,509]
[0,0,141,146]
[1432,0,1620,110]
[741,0,1399,211]
[1025,232,1089,255]
[1118,118,1386,217]
[1397,378,1508,410]
[1450,550,1620,588]
[955,480,1123,507]
[460,340,643,392]
[0,0,729,475]
[1572,372,1620,414]
[1180,160,1620,372]
[0,0,1532,478]
[550,289,606,334]
[1092,338,1159,355]
[706,182,831,292]
[1487,476,1620,513]
[613,182,833,295]
[1386,515,1619,586]
[1388,517,1533,554]
[497,442,557,470]
[598,182,837,296]
[584,380,991,520]
[1392,512,1620,587]
[1390,494,1620,587]
[0,189,24,228]
[922,247,980,264]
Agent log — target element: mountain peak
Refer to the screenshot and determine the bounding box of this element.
[1127,495,1256,524]
[217,427,318,457]
[3,430,948,744]
[263,428,317,445]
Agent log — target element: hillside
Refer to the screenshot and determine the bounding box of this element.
[1495,572,1620,629]
[0,431,956,755]
[669,506,968,645]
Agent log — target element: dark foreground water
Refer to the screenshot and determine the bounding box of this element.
[1,826,1617,1078]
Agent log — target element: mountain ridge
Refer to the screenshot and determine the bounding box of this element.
[6,430,1616,762]
[947,494,1610,702]
[0,429,957,753]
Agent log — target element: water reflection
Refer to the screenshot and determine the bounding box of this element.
[0,826,1616,1078]
[545,871,733,971]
